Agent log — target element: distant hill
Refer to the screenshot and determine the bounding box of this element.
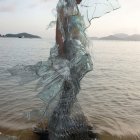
[125,34,140,41]
[90,33,140,41]
[1,33,41,39]
[113,33,129,39]
[90,37,99,40]
[100,35,121,40]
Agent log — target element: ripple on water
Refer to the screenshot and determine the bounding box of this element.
[0,39,140,139]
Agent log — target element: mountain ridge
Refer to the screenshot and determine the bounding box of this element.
[0,32,41,39]
[90,33,140,41]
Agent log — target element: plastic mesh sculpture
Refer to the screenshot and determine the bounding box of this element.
[8,0,120,139]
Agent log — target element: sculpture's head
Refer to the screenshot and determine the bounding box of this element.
[76,0,82,4]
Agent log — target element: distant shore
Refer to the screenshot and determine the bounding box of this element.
[90,33,140,41]
[0,33,41,39]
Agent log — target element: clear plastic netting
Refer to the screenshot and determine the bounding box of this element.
[79,0,120,28]
[47,0,120,29]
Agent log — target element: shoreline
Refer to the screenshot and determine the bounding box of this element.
[0,127,137,140]
[0,127,39,140]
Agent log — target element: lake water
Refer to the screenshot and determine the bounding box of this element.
[0,38,140,139]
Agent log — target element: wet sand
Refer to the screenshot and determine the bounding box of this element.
[0,127,39,140]
[0,127,138,140]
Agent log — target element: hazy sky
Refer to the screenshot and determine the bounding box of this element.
[0,0,140,38]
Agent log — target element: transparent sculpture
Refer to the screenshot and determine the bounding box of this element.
[8,0,120,139]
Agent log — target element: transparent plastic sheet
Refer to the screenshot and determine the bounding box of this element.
[79,0,120,28]
[47,0,120,29]
[47,0,120,64]
[8,0,120,139]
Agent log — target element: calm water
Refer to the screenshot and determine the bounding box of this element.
[0,38,140,139]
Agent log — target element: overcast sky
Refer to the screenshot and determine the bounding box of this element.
[0,0,140,38]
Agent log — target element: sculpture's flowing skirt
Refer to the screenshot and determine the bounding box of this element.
[8,39,93,140]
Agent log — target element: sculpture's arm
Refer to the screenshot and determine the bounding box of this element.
[56,19,64,56]
[56,5,67,57]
